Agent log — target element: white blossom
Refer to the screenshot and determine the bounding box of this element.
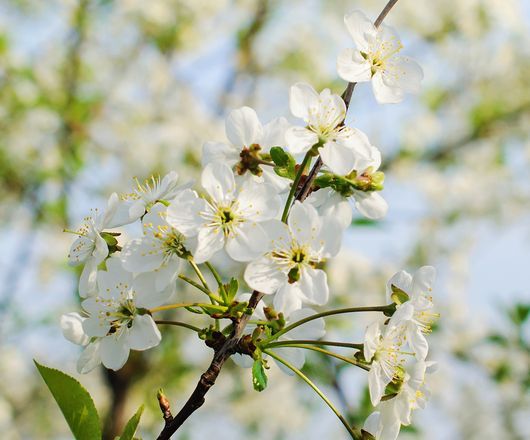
[244,201,342,315]
[337,10,423,104]
[67,193,120,297]
[387,266,438,359]
[363,361,436,440]
[120,203,188,293]
[61,257,164,372]
[111,171,180,226]
[203,106,291,192]
[166,162,282,263]
[285,82,375,175]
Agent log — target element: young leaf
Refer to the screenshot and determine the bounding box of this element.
[119,405,144,440]
[390,284,410,305]
[252,359,268,392]
[269,146,291,167]
[270,146,296,179]
[34,360,102,440]
[225,278,239,302]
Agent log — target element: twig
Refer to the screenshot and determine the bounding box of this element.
[156,2,400,437]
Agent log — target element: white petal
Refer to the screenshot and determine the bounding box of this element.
[320,140,356,175]
[202,141,239,167]
[260,117,289,149]
[193,227,225,264]
[286,308,325,340]
[337,48,372,83]
[237,181,281,221]
[77,342,101,374]
[201,162,236,204]
[272,347,305,375]
[79,258,98,298]
[353,191,388,219]
[289,82,320,120]
[364,321,382,361]
[225,222,269,262]
[408,324,429,360]
[273,282,304,315]
[97,257,133,298]
[128,315,162,350]
[244,256,285,294]
[316,216,343,257]
[225,106,263,147]
[82,316,110,338]
[261,167,291,193]
[100,335,130,371]
[100,192,121,228]
[61,313,90,346]
[166,189,207,237]
[411,266,436,297]
[133,267,178,309]
[363,412,382,438]
[232,353,254,368]
[368,363,385,406]
[298,267,329,306]
[287,201,320,245]
[107,199,137,228]
[372,71,404,104]
[120,237,164,273]
[307,188,352,230]
[261,219,291,252]
[385,56,424,94]
[344,10,377,53]
[68,236,94,266]
[285,126,319,155]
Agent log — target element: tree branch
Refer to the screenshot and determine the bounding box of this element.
[156,2,400,437]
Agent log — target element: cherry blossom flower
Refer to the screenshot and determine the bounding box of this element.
[111,171,180,226]
[244,201,342,314]
[67,193,120,297]
[166,162,282,263]
[203,106,291,192]
[61,257,164,372]
[363,361,436,440]
[285,82,375,175]
[120,203,189,294]
[337,10,423,104]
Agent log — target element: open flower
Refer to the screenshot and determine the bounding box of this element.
[61,257,164,373]
[244,201,342,314]
[120,203,189,294]
[337,10,423,104]
[203,106,291,192]
[386,266,438,359]
[166,162,282,263]
[285,82,374,175]
[363,360,436,440]
[364,319,415,406]
[111,171,180,226]
[68,193,119,297]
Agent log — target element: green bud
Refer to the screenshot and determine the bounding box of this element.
[370,171,385,190]
[287,267,301,284]
[252,357,268,392]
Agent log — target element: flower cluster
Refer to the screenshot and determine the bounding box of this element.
[60,8,432,439]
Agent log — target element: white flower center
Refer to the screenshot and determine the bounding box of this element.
[363,38,403,76]
[202,201,242,237]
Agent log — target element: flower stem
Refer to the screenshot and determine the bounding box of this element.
[155,320,202,333]
[263,349,362,440]
[188,259,211,292]
[178,274,223,304]
[205,262,226,300]
[269,344,369,371]
[149,302,227,314]
[265,304,395,343]
[264,340,364,351]
[281,152,312,223]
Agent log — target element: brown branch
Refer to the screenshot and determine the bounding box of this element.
[156,2,401,438]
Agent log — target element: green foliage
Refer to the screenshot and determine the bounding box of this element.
[270,146,297,179]
[222,278,239,303]
[34,361,102,440]
[119,405,144,440]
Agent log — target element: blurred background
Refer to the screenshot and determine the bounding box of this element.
[1,0,529,439]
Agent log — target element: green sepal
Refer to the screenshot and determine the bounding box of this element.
[223,278,239,303]
[390,284,410,305]
[270,146,297,180]
[185,306,203,314]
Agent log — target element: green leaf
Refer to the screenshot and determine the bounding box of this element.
[34,361,102,440]
[119,405,144,440]
[252,359,268,392]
